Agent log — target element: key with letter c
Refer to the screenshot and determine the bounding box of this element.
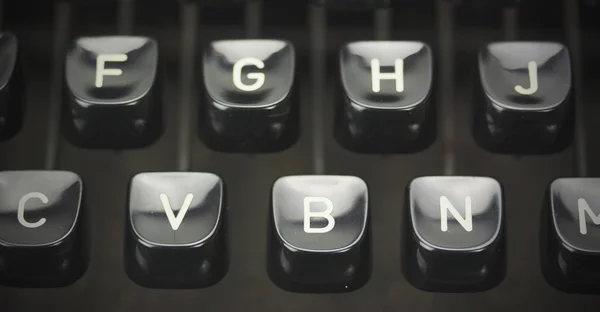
[0,171,86,287]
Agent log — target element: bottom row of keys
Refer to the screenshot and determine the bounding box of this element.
[0,172,598,294]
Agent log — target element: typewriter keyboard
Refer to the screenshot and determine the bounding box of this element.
[0,0,599,311]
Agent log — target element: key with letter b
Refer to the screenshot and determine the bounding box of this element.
[201,40,297,152]
[474,42,573,153]
[404,176,505,292]
[268,175,370,293]
[64,36,162,148]
[542,178,600,294]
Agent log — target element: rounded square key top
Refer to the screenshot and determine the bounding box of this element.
[201,40,298,153]
[125,172,227,289]
[404,176,505,292]
[268,175,370,293]
[542,178,600,294]
[63,36,162,148]
[474,42,573,153]
[0,171,86,287]
[336,41,435,153]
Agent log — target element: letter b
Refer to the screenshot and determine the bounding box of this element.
[304,196,335,234]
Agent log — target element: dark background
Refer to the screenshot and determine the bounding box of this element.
[0,0,599,311]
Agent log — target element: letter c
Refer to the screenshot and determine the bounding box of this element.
[232,57,266,92]
[18,192,48,229]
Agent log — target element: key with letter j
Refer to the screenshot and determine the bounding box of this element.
[473,42,573,153]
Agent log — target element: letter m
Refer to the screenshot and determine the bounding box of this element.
[440,196,472,232]
[578,198,600,235]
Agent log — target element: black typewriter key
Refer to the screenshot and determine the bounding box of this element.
[0,171,85,287]
[336,41,435,153]
[64,36,161,148]
[404,176,505,292]
[542,178,600,294]
[0,32,23,141]
[474,42,573,153]
[125,172,227,289]
[268,175,370,293]
[201,40,297,152]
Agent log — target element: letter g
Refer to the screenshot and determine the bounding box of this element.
[232,57,265,92]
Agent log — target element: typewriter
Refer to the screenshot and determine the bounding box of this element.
[0,0,599,311]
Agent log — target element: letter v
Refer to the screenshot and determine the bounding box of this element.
[159,193,195,231]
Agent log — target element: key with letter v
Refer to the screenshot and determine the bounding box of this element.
[126,172,227,288]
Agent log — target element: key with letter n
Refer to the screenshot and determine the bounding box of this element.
[405,176,504,292]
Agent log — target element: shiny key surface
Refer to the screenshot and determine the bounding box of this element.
[126,172,226,288]
[201,39,297,152]
[268,175,370,293]
[0,171,85,287]
[404,176,505,292]
[474,42,573,153]
[542,178,600,294]
[337,41,435,153]
[64,36,162,148]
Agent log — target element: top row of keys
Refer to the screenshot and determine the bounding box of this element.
[0,34,573,154]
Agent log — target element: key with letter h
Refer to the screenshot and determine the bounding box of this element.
[64,36,162,148]
[201,40,298,152]
[268,175,370,293]
[336,41,435,153]
[542,178,600,294]
[125,172,227,288]
[404,176,505,292]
